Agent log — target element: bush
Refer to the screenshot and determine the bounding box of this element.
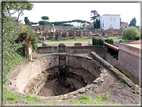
[119,40,125,43]
[92,37,104,45]
[105,39,114,44]
[121,26,139,40]
[77,95,91,100]
[92,37,94,45]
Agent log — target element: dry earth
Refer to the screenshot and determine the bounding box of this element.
[3,54,141,105]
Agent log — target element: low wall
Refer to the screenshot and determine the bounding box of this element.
[37,46,58,53]
[37,45,107,59]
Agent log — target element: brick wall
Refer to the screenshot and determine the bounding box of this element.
[105,53,118,66]
[118,44,139,81]
[37,45,107,59]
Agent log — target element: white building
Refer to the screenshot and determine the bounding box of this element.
[100,14,120,30]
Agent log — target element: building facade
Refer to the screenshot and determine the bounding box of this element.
[100,14,120,30]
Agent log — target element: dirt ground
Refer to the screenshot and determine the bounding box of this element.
[4,53,141,105]
[83,67,140,104]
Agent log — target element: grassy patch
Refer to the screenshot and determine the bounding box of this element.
[43,36,91,42]
[3,87,121,105]
[48,44,57,46]
[3,87,45,104]
[96,36,122,40]
[3,53,25,84]
[61,94,121,105]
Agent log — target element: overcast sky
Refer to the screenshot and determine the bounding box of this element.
[17,2,140,26]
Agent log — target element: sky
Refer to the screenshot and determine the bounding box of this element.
[17,3,140,26]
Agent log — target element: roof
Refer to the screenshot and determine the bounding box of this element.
[105,43,119,51]
[120,40,141,49]
[123,40,141,44]
[102,14,120,16]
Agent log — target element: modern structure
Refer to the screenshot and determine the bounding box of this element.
[100,14,120,30]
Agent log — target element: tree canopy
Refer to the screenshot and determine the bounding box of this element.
[24,17,38,25]
[38,21,52,25]
[2,1,35,83]
[90,10,100,21]
[41,16,49,21]
[129,18,136,27]
[121,26,139,40]
[3,1,33,22]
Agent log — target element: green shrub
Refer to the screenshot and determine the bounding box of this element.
[92,37,94,45]
[92,37,104,45]
[105,39,114,44]
[98,38,104,45]
[77,95,91,100]
[119,40,125,43]
[121,26,139,40]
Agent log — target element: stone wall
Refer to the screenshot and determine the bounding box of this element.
[7,54,59,93]
[105,53,118,66]
[37,45,107,59]
[90,51,140,92]
[7,53,107,96]
[37,46,58,53]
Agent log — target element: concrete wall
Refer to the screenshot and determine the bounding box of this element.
[37,45,107,59]
[118,44,139,81]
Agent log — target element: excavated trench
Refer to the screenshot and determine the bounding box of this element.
[36,66,95,96]
[7,53,107,99]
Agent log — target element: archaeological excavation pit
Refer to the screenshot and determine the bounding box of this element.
[7,53,107,99]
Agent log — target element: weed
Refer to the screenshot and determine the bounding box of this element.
[77,95,91,100]
[106,88,112,93]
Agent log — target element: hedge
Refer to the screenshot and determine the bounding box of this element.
[92,37,104,45]
[104,39,114,45]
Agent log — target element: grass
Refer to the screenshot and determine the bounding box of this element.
[43,36,91,42]
[48,44,57,46]
[3,87,44,104]
[3,53,25,84]
[61,94,120,105]
[3,86,121,105]
[96,36,122,40]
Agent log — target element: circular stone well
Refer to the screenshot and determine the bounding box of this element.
[7,53,107,100]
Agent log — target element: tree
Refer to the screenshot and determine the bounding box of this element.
[129,18,136,27]
[121,26,139,40]
[41,16,49,21]
[90,10,100,29]
[38,21,52,25]
[2,2,34,83]
[3,1,33,22]
[41,16,49,26]
[24,17,38,25]
[90,10,100,21]
[24,17,30,25]
[93,19,100,29]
